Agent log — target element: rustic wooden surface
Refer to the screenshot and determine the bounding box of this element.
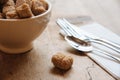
[0,0,119,80]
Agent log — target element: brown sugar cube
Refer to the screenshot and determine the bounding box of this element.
[52,53,73,70]
[0,13,3,19]
[0,0,9,4]
[31,0,46,16]
[2,0,15,18]
[25,0,32,7]
[3,0,15,6]
[15,0,26,7]
[6,10,19,19]
[2,6,15,14]
[15,0,32,7]
[16,3,33,18]
[39,0,48,10]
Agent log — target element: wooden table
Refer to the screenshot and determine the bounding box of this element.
[0,0,119,80]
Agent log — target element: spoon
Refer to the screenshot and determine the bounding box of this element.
[65,35,120,62]
[65,36,93,52]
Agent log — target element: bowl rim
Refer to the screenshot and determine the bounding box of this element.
[0,0,52,22]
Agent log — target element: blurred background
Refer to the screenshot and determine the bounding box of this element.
[50,0,120,36]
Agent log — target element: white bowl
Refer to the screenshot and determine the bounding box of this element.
[0,0,52,54]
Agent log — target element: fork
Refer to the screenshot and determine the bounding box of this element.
[57,18,120,54]
[56,19,120,62]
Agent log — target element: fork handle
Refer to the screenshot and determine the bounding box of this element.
[95,38,120,49]
[90,39,120,54]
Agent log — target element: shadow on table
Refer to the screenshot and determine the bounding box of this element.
[67,47,87,56]
[50,67,73,77]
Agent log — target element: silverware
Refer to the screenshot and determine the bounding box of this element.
[56,18,120,62]
[65,35,120,63]
[57,18,120,54]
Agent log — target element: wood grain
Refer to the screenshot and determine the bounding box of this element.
[0,0,119,80]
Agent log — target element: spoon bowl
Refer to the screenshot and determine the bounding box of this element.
[65,36,93,52]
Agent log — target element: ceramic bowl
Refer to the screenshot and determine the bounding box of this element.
[0,0,52,54]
